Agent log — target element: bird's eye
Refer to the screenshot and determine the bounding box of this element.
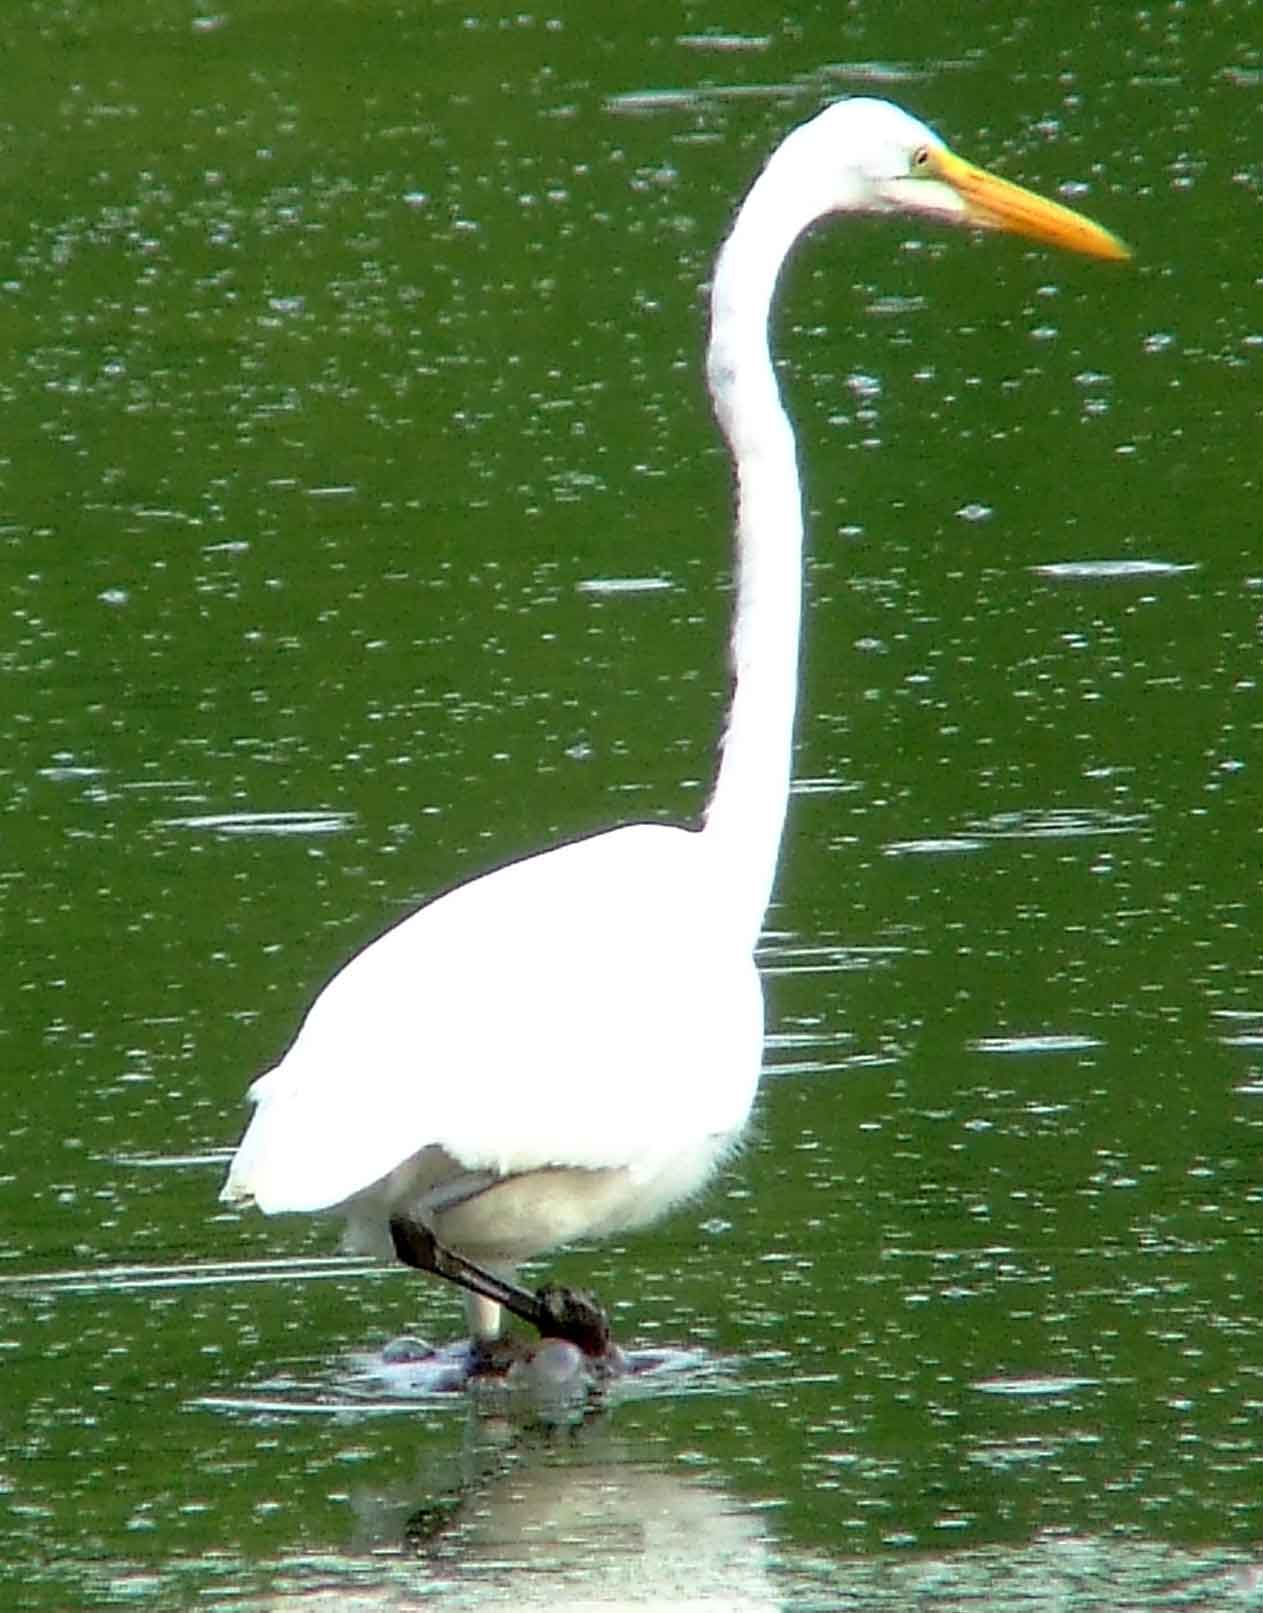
[911,145,932,172]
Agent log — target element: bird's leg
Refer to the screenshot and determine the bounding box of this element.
[388,1214,613,1360]
[388,1214,543,1329]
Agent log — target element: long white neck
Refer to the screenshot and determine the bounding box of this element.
[701,136,823,948]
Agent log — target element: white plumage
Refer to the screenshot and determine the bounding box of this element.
[226,826,761,1263]
[222,98,1127,1344]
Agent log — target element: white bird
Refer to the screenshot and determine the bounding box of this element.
[221,98,1127,1363]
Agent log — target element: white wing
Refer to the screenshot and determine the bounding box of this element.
[223,822,763,1214]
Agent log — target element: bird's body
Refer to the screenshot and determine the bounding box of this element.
[222,98,1127,1350]
[227,823,760,1269]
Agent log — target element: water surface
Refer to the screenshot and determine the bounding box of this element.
[2,2,1260,1607]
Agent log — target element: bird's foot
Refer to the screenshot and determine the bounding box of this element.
[533,1283,618,1363]
[464,1332,533,1376]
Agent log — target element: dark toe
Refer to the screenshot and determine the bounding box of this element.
[534,1284,613,1357]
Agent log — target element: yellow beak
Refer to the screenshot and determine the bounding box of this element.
[929,145,1131,262]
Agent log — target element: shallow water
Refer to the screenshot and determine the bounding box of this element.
[3,2,1261,1608]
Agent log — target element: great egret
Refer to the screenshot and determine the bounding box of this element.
[222,98,1127,1365]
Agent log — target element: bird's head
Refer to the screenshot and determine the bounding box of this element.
[785,97,1130,262]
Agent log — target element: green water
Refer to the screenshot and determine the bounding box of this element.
[2,2,1260,1607]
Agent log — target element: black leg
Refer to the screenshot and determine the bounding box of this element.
[388,1215,541,1326]
[388,1214,612,1359]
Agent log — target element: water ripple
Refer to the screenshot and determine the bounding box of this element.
[766,1027,904,1078]
[967,808,1147,841]
[576,574,672,595]
[884,835,987,856]
[161,809,354,836]
[759,940,904,976]
[0,1255,379,1298]
[1031,558,1198,580]
[1212,1010,1263,1050]
[972,1374,1100,1397]
[970,1033,1104,1055]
